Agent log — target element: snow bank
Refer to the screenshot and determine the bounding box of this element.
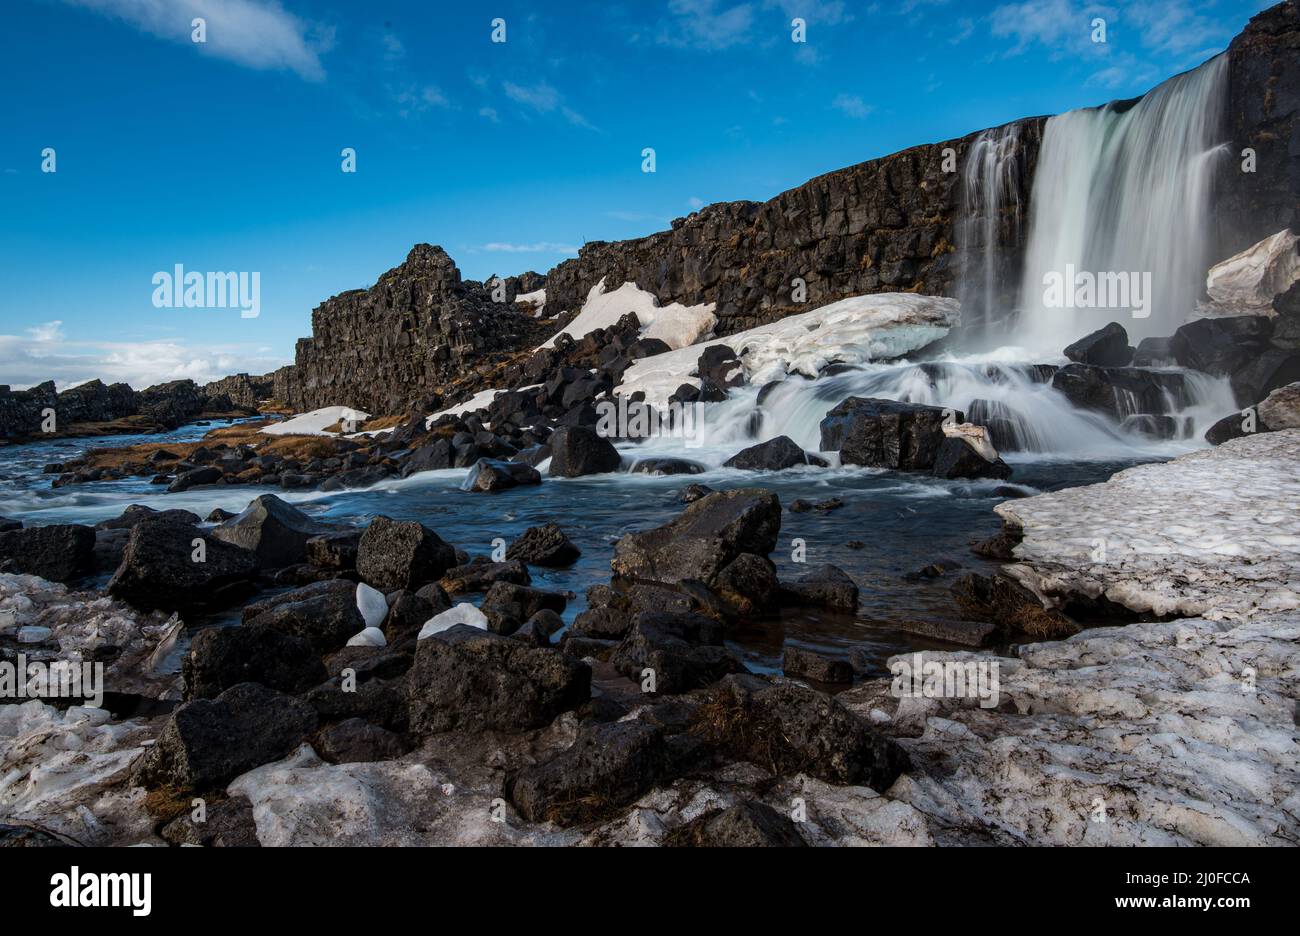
[261,405,370,437]
[541,279,716,351]
[516,287,547,318]
[996,429,1300,621]
[616,293,959,407]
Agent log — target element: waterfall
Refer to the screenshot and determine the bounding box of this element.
[628,357,1237,466]
[1017,54,1230,351]
[957,123,1024,338]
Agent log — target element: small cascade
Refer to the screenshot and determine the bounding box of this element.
[957,123,1025,337]
[1017,54,1230,350]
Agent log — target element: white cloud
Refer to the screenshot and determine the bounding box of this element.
[0,326,288,392]
[479,242,579,255]
[479,106,500,123]
[64,0,333,81]
[656,0,755,50]
[389,84,451,118]
[831,93,873,118]
[764,0,852,25]
[687,196,705,209]
[502,81,596,130]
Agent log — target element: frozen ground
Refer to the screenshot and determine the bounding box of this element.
[540,278,717,351]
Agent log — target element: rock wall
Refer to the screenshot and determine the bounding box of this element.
[542,120,1047,335]
[202,373,274,409]
[0,378,243,441]
[272,245,551,413]
[1218,0,1300,257]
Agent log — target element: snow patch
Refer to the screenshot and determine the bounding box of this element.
[540,279,716,351]
[417,603,489,640]
[355,583,388,629]
[261,405,370,437]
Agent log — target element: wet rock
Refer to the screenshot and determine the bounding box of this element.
[380,590,434,646]
[1063,322,1134,367]
[507,718,666,826]
[711,552,780,615]
[789,497,843,512]
[206,508,235,523]
[107,519,259,611]
[669,800,807,847]
[479,581,567,633]
[1133,336,1176,366]
[1050,364,1190,418]
[678,483,714,503]
[414,582,452,614]
[892,617,999,647]
[304,530,360,569]
[96,505,201,530]
[211,494,334,569]
[463,458,542,492]
[781,564,859,611]
[723,435,828,471]
[315,718,409,764]
[610,611,743,694]
[629,457,706,476]
[0,517,21,533]
[440,559,531,594]
[611,488,781,585]
[932,435,1013,480]
[700,674,909,789]
[401,439,453,476]
[241,579,355,621]
[506,523,581,567]
[547,426,622,477]
[0,524,95,584]
[972,522,1022,560]
[698,344,746,388]
[512,609,563,647]
[184,621,327,699]
[820,397,953,470]
[568,606,633,640]
[782,647,854,684]
[560,635,620,660]
[1121,414,1187,440]
[407,624,590,735]
[244,585,367,654]
[356,516,458,591]
[950,572,1078,640]
[167,466,223,493]
[134,682,318,791]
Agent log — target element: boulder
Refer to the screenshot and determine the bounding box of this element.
[782,646,854,684]
[628,457,707,476]
[507,719,666,826]
[133,682,318,791]
[950,573,1078,640]
[356,516,457,591]
[669,800,807,847]
[107,519,259,611]
[0,524,95,584]
[211,494,334,569]
[1169,315,1273,380]
[711,553,780,615]
[610,611,743,694]
[819,397,954,470]
[700,674,909,789]
[1258,381,1300,430]
[611,488,781,585]
[184,621,327,699]
[96,505,201,530]
[315,718,409,764]
[462,458,542,492]
[244,586,367,654]
[931,433,1013,480]
[167,466,223,493]
[780,564,859,611]
[697,344,745,388]
[1205,229,1300,310]
[401,439,453,476]
[406,624,590,735]
[479,581,567,633]
[380,590,434,645]
[304,531,360,569]
[1050,364,1189,418]
[1063,322,1134,367]
[547,426,622,477]
[506,523,581,567]
[722,435,828,471]
[440,559,531,593]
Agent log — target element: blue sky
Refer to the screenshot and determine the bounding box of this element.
[0,0,1275,390]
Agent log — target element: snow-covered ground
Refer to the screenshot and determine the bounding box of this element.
[261,405,371,436]
[615,292,959,407]
[540,279,717,351]
[997,429,1300,621]
[515,287,547,317]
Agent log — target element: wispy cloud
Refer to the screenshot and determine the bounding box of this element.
[502,80,596,130]
[655,0,755,50]
[831,93,873,118]
[63,0,333,81]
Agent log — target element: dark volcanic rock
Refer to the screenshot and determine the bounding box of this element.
[167,466,223,493]
[159,795,259,848]
[507,719,666,826]
[243,586,366,654]
[819,397,954,470]
[463,458,541,492]
[304,531,360,569]
[315,718,409,764]
[670,800,807,847]
[782,646,854,684]
[629,457,706,476]
[611,488,781,585]
[547,426,622,477]
[931,435,1013,480]
[440,559,531,594]
[610,611,743,694]
[506,523,581,567]
[210,494,333,569]
[479,581,567,633]
[407,624,590,735]
[107,519,259,611]
[356,516,457,591]
[134,682,318,791]
[722,435,828,471]
[184,621,327,699]
[1064,322,1134,367]
[711,552,780,615]
[780,564,859,611]
[96,505,201,531]
[1050,364,1190,418]
[951,572,1078,640]
[0,524,95,584]
[700,674,909,789]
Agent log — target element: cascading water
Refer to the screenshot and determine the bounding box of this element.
[957,122,1024,338]
[1017,54,1230,351]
